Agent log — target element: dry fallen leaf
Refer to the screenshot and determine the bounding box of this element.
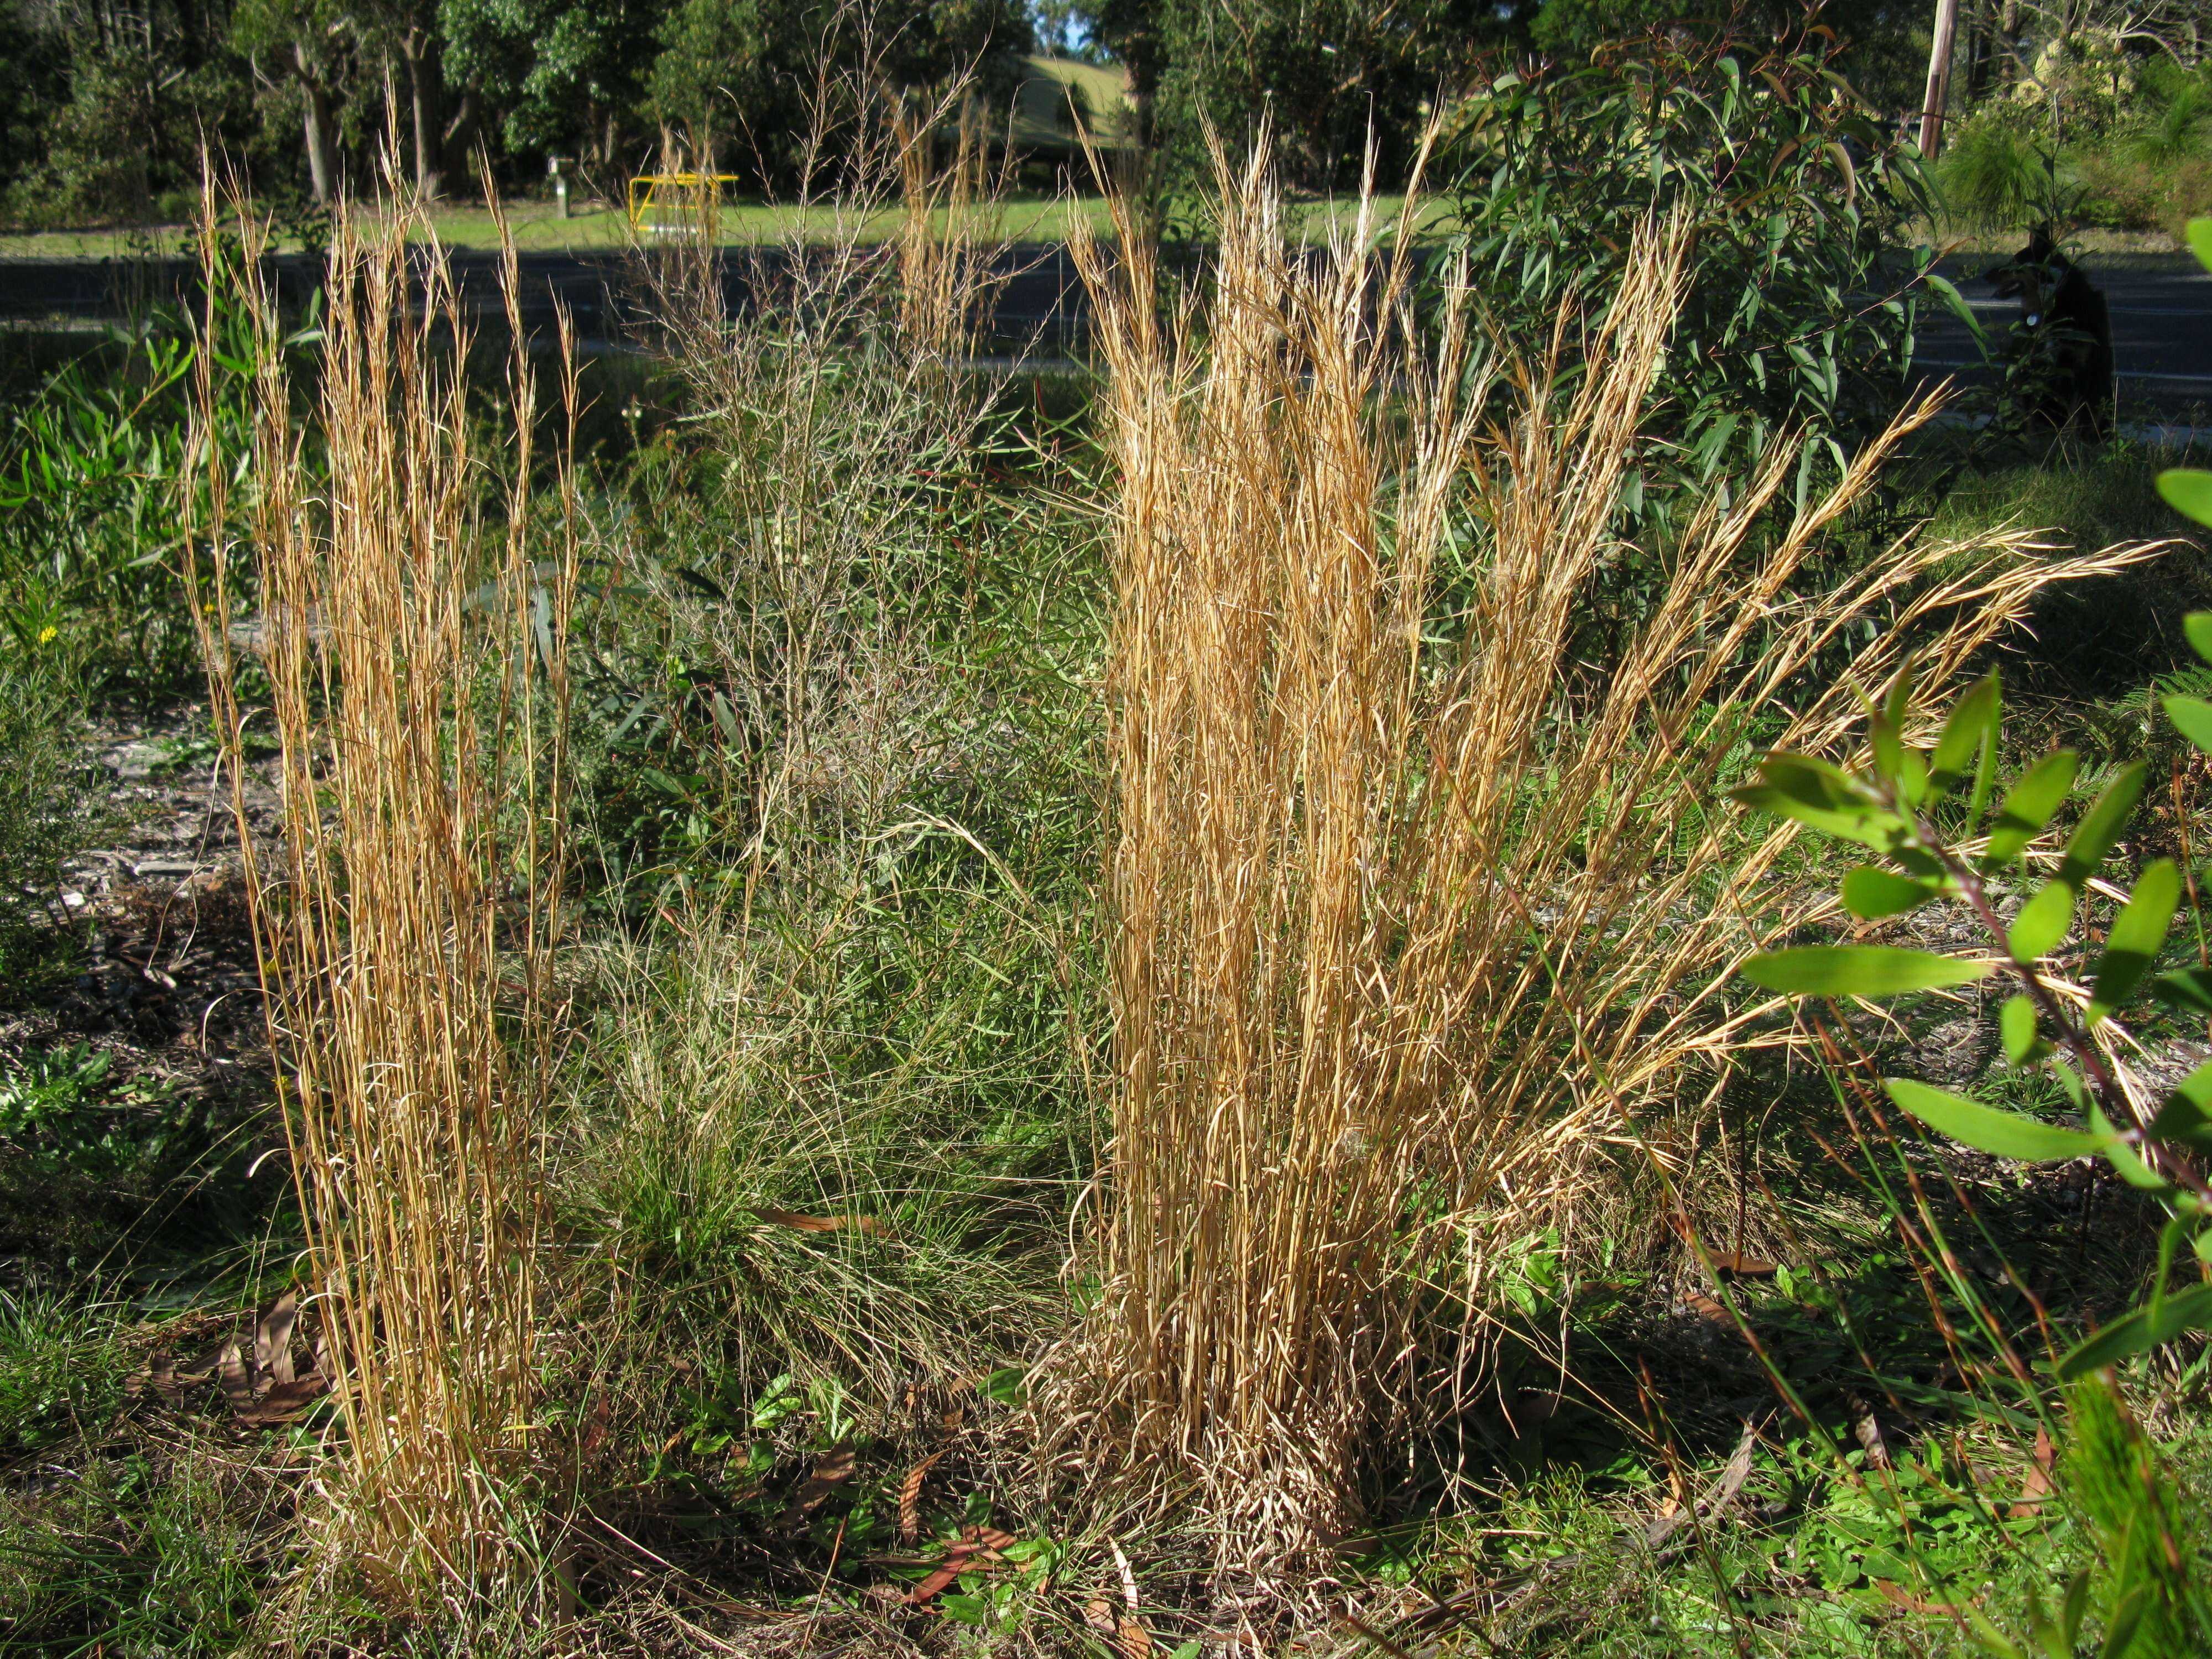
[1848,1396,1892,1470]
[1681,1289,1733,1324]
[898,1451,946,1543]
[1668,1214,1782,1277]
[1083,1598,1118,1636]
[1117,1616,1150,1659]
[784,1443,857,1523]
[253,1289,298,1387]
[1645,1420,1759,1548]
[904,1537,992,1606]
[754,1208,889,1237]
[217,1339,254,1412]
[2010,1425,2056,1518]
[233,1374,330,1427]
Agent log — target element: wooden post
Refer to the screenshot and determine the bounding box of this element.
[1919,0,1961,155]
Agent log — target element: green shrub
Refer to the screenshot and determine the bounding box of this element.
[1446,34,1939,503]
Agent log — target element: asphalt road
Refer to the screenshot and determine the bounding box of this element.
[3,243,2206,412]
[1910,254,2212,415]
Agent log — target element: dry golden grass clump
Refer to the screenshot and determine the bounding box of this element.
[185,177,576,1599]
[1061,132,2159,1584]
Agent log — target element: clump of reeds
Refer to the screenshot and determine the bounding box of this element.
[185,173,575,1598]
[1061,131,2161,1584]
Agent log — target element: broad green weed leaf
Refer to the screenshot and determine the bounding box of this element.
[1985,750,2077,864]
[2158,471,2212,532]
[1841,867,1939,920]
[2188,217,2212,273]
[1742,946,1988,997]
[2000,994,2038,1063]
[2009,881,2075,964]
[2055,761,2144,888]
[2163,692,2212,753]
[2056,1282,2212,1379]
[1884,1077,2100,1160]
[2089,859,2181,1022]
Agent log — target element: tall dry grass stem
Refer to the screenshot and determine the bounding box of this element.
[1061,131,2162,1584]
[185,172,577,1598]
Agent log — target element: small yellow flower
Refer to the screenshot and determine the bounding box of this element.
[36,626,56,645]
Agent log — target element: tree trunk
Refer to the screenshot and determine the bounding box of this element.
[1919,0,1961,157]
[441,88,482,186]
[298,45,337,204]
[404,32,445,199]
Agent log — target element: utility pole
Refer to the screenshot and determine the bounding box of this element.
[1919,0,1961,155]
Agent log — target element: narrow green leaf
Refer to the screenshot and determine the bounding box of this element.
[2153,968,2212,1015]
[2089,859,2182,1022]
[1968,715,1998,833]
[2000,994,2038,1063]
[2157,471,2212,533]
[1896,747,1928,808]
[1985,750,2078,864]
[2089,1104,2169,1192]
[2101,1590,2150,1659]
[1840,867,1939,921]
[2008,880,2076,964]
[1922,271,1988,353]
[2163,692,2212,754]
[1882,662,1913,733]
[2060,1570,2092,1651]
[1884,1077,2100,1161]
[2055,1281,2212,1379]
[1929,673,1999,792]
[2055,761,2145,888]
[1743,946,1989,998]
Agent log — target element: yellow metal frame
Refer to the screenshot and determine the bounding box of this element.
[627,172,742,234]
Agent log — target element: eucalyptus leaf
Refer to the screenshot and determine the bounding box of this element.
[2157,472,2212,534]
[1840,866,1939,921]
[2153,968,2212,1016]
[2088,859,2182,1023]
[2164,692,2212,754]
[1884,1077,2100,1161]
[1985,750,2078,864]
[2188,217,2212,274]
[2187,610,2212,667]
[2000,994,2038,1064]
[1928,674,1999,792]
[2054,761,2144,889]
[2055,1282,2212,1379]
[1742,946,1988,997]
[2008,880,2075,964]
